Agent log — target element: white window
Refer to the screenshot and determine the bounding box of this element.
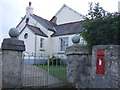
[40,38,44,48]
[60,37,68,51]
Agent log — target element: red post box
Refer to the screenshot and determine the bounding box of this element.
[96,50,105,75]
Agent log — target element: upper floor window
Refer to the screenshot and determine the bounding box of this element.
[24,33,28,39]
[26,18,29,23]
[60,37,68,51]
[40,38,44,48]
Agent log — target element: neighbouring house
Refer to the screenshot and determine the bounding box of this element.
[17,2,86,62]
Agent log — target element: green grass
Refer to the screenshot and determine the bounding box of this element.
[34,64,67,81]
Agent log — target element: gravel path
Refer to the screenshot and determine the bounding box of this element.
[22,64,63,87]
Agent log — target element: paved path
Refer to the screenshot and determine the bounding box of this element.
[22,64,63,87]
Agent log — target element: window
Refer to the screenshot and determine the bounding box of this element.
[26,18,29,23]
[24,33,28,39]
[60,38,68,51]
[40,38,44,48]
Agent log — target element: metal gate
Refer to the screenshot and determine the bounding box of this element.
[22,52,67,88]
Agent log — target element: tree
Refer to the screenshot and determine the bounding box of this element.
[80,2,120,53]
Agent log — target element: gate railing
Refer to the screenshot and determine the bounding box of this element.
[22,52,67,87]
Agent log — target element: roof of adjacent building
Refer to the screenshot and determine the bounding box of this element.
[50,4,84,22]
[51,22,84,37]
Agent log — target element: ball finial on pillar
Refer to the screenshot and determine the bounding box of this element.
[9,28,19,38]
[72,35,80,44]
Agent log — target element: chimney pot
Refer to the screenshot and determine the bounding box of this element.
[29,2,31,6]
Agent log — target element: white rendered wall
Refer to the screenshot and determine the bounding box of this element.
[19,26,49,57]
[50,34,86,55]
[35,35,48,57]
[19,27,86,57]
[55,6,84,25]
[50,34,75,55]
[19,27,35,54]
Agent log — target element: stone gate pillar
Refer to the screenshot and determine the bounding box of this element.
[1,28,25,88]
[65,35,90,88]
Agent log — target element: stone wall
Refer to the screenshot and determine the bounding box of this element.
[65,44,120,88]
[65,44,91,88]
[1,38,25,88]
[91,45,120,88]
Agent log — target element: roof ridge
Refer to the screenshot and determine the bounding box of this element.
[33,14,57,25]
[56,21,82,26]
[27,24,40,29]
[54,4,84,18]
[64,4,84,16]
[33,14,48,21]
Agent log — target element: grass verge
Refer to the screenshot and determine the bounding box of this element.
[34,64,67,81]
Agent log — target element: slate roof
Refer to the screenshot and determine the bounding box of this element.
[51,22,84,37]
[31,14,57,32]
[17,15,84,37]
[27,24,48,37]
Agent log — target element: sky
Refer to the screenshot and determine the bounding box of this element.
[0,0,119,46]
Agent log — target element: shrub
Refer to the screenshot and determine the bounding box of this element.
[49,56,61,65]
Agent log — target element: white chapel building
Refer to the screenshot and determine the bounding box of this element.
[17,2,85,59]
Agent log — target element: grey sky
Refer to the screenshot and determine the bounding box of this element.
[0,0,119,46]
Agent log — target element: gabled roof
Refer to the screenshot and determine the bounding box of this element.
[51,22,84,37]
[31,14,57,32]
[50,4,84,22]
[27,24,48,37]
[20,24,48,37]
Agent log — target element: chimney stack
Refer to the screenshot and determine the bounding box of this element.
[26,2,33,17]
[29,2,31,6]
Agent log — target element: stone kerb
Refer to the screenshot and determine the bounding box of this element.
[65,44,90,88]
[1,37,25,88]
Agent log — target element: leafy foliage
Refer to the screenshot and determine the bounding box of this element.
[49,56,61,65]
[80,2,120,53]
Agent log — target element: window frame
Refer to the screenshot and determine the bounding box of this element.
[59,37,68,52]
[40,38,44,49]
